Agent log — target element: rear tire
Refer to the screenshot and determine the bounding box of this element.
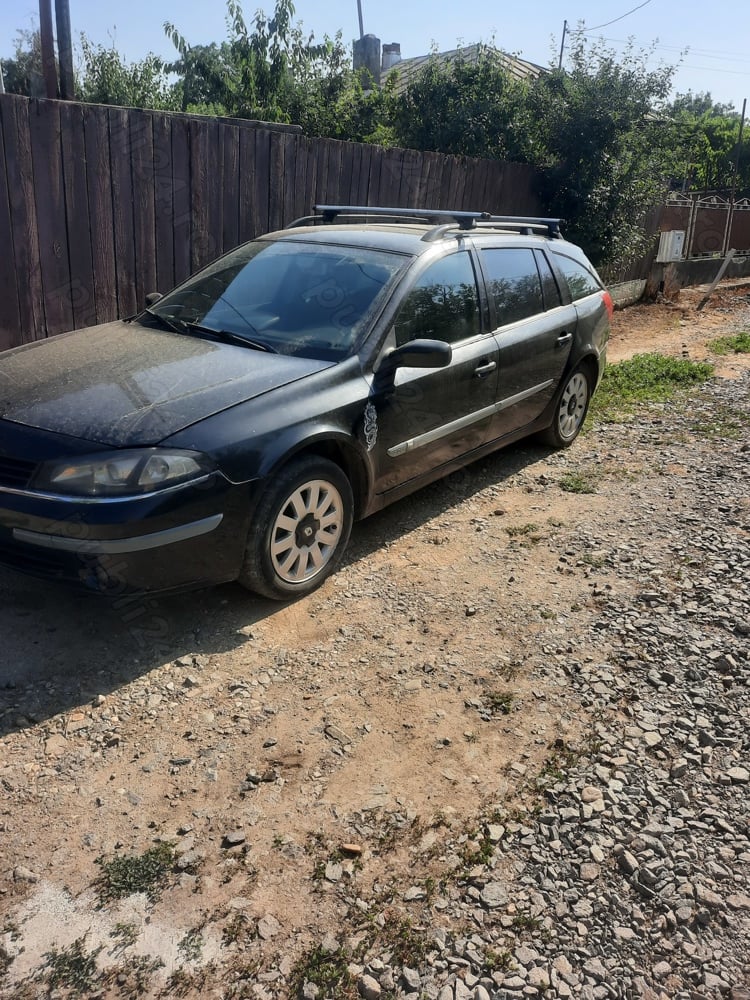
[239,456,353,600]
[540,366,591,448]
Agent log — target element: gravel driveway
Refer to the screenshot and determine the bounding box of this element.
[1,295,749,1000]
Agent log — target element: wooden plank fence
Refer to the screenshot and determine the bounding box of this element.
[0,93,541,351]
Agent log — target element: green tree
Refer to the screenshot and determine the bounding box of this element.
[667,93,748,194]
[1,29,45,96]
[384,45,527,160]
[521,34,678,274]
[78,34,177,109]
[165,0,348,124]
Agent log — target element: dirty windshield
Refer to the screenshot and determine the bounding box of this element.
[145,240,406,361]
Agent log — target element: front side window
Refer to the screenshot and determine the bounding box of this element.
[394,252,481,347]
[480,248,545,328]
[551,252,603,302]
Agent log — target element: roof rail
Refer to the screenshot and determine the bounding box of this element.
[285,205,563,240]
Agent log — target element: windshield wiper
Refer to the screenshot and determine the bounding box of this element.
[143,308,183,335]
[185,322,277,353]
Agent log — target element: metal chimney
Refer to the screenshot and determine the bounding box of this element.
[381,43,401,72]
[353,34,381,87]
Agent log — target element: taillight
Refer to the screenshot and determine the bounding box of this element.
[602,290,614,319]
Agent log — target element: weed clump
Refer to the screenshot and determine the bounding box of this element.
[96,841,175,903]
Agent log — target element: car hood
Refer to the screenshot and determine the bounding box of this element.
[0,321,332,446]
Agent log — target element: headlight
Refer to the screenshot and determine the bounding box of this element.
[32,449,214,497]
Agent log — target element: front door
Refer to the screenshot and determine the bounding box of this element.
[371,249,500,495]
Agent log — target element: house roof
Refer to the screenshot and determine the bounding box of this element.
[383,43,546,95]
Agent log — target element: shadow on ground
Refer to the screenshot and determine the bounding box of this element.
[0,440,550,736]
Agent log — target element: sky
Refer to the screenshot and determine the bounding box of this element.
[2,0,749,111]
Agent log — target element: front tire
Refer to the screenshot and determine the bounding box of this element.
[540,366,591,448]
[239,456,353,600]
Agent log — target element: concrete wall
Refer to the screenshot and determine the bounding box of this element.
[646,255,750,300]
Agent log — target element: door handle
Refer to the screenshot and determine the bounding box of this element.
[474,360,497,377]
[556,332,573,347]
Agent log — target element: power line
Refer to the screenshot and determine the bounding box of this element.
[601,36,750,62]
[582,0,653,33]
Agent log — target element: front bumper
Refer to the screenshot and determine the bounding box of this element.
[0,475,252,594]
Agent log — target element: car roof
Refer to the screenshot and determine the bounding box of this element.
[262,223,589,265]
[257,204,576,258]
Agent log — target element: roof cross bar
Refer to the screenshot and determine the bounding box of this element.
[285,205,563,239]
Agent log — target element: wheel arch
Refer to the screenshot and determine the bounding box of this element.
[260,433,372,521]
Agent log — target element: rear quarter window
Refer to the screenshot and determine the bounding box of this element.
[551,252,603,302]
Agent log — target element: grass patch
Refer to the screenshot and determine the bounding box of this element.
[41,938,103,997]
[177,929,204,963]
[485,691,514,715]
[590,353,713,422]
[96,842,175,903]
[505,522,539,538]
[289,945,357,1000]
[374,911,429,966]
[559,470,599,494]
[690,402,750,440]
[708,331,750,355]
[483,948,515,974]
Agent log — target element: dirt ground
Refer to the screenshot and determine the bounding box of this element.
[1,280,749,997]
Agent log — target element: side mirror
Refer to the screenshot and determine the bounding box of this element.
[145,292,163,307]
[378,338,452,375]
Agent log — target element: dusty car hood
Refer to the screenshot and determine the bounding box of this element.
[0,321,332,447]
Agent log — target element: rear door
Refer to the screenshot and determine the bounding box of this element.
[370,249,500,494]
[477,245,577,438]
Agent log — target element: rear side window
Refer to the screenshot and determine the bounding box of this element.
[551,252,603,302]
[394,251,480,346]
[480,248,545,327]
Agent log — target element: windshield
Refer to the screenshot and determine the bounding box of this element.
[145,239,408,361]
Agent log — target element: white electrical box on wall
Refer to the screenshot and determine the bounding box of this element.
[656,230,686,263]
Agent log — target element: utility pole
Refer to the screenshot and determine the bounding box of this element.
[721,97,747,256]
[558,19,568,70]
[357,0,364,39]
[38,0,58,98]
[55,0,75,99]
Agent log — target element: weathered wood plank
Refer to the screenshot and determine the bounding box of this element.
[326,140,343,206]
[29,99,73,336]
[221,125,240,251]
[293,135,309,221]
[280,131,298,226]
[253,129,271,236]
[171,115,191,284]
[189,117,211,273]
[83,103,117,325]
[366,145,383,206]
[3,97,44,341]
[205,117,222,260]
[343,142,360,205]
[0,98,22,349]
[109,107,138,317]
[268,131,285,232]
[238,126,257,242]
[357,142,372,206]
[59,100,96,330]
[302,136,317,216]
[130,109,157,309]
[314,138,330,205]
[152,112,175,294]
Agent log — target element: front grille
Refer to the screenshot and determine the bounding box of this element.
[0,455,38,490]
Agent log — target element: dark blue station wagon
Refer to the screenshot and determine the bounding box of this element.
[0,206,612,599]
